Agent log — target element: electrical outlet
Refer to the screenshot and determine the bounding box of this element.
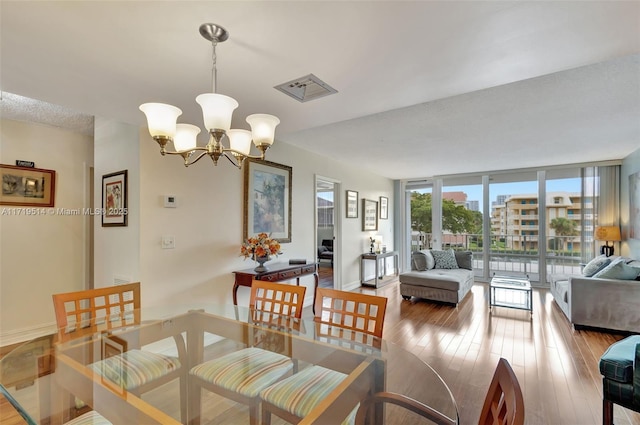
[161,235,175,249]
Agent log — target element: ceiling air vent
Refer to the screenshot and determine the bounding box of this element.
[274,74,338,103]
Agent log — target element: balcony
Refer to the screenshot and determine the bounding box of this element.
[411,233,585,285]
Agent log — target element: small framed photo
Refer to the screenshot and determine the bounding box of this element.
[102,170,128,227]
[379,196,389,220]
[0,164,56,207]
[362,199,378,231]
[346,190,358,218]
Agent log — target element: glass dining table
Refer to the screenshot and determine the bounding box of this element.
[0,304,458,425]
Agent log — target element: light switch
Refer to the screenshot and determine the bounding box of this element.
[161,235,175,249]
[164,195,177,208]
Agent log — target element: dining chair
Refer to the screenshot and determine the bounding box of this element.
[188,280,307,425]
[354,391,457,425]
[478,358,524,425]
[259,287,388,425]
[52,282,187,423]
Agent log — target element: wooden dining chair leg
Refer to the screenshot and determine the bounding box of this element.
[180,368,188,424]
[249,404,259,425]
[261,404,272,425]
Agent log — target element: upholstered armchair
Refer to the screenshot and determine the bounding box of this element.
[317,239,334,266]
[599,335,640,425]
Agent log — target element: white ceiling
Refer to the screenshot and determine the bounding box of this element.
[1,1,639,180]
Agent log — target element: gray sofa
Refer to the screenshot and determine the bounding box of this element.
[399,249,474,305]
[550,256,640,333]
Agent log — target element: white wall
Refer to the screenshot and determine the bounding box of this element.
[0,119,93,345]
[93,118,140,287]
[621,146,640,259]
[139,131,394,309]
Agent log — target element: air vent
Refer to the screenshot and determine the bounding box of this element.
[274,74,338,103]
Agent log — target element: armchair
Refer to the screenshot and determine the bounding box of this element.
[599,335,640,425]
[317,239,334,267]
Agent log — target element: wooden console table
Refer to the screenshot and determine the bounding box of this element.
[232,262,319,312]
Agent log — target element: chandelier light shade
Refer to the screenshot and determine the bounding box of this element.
[139,23,280,169]
[594,225,621,257]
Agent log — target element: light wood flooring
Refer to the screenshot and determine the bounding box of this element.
[2,279,639,425]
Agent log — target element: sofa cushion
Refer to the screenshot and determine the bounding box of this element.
[432,249,458,269]
[555,280,569,304]
[593,258,640,280]
[399,269,471,291]
[599,335,640,383]
[582,255,611,277]
[411,250,434,271]
[454,251,473,270]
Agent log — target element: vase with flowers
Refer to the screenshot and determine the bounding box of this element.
[240,232,281,272]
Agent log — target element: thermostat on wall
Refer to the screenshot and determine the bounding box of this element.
[164,195,177,208]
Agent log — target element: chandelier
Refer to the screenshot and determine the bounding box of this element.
[139,23,280,169]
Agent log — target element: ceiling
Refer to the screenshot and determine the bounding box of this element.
[1,1,639,180]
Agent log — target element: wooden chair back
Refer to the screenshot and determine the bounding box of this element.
[52,282,141,341]
[313,288,387,343]
[249,280,306,319]
[478,358,524,425]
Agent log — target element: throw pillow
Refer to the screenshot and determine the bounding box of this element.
[593,258,640,280]
[432,249,458,269]
[454,251,473,270]
[411,250,435,271]
[582,255,611,277]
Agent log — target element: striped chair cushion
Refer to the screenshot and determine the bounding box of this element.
[189,347,293,398]
[88,349,181,390]
[260,365,357,424]
[65,410,111,425]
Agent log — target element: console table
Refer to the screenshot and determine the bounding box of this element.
[360,251,399,288]
[232,262,319,312]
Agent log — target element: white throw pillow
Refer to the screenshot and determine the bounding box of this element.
[592,258,640,280]
[582,255,611,277]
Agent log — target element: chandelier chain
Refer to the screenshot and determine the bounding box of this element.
[211,41,218,94]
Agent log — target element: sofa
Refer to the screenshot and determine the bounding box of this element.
[317,239,333,266]
[399,249,474,305]
[550,255,640,333]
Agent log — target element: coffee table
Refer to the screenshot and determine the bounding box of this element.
[489,275,532,316]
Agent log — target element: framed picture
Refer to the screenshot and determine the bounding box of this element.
[362,198,378,231]
[244,159,292,243]
[379,196,389,220]
[346,190,359,218]
[630,171,640,240]
[0,164,56,207]
[102,170,128,227]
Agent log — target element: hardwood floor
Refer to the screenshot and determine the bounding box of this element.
[354,280,640,425]
[2,280,639,424]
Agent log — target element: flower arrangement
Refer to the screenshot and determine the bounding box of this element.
[240,232,281,260]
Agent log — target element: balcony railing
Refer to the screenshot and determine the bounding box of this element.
[410,232,586,284]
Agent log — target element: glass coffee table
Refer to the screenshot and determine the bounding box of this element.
[489,275,532,316]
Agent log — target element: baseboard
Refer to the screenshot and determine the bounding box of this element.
[0,322,58,348]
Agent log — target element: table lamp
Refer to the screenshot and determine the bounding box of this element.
[594,226,621,257]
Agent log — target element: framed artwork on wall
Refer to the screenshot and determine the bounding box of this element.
[244,159,292,243]
[0,164,56,207]
[102,170,128,227]
[630,171,640,240]
[346,190,358,218]
[379,196,388,220]
[362,198,378,231]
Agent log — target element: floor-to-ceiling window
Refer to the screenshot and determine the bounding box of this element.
[402,164,612,287]
[442,177,484,278]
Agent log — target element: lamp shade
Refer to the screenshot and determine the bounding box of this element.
[196,93,238,132]
[594,226,621,241]
[139,103,182,139]
[246,114,280,146]
[173,124,201,151]
[227,129,252,156]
